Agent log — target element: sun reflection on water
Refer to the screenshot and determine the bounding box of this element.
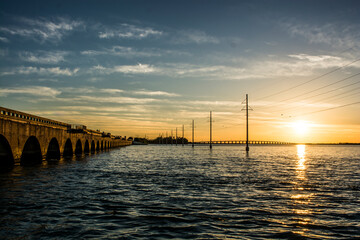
[296,145,307,180]
[292,144,313,236]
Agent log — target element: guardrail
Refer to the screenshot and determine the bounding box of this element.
[0,106,70,128]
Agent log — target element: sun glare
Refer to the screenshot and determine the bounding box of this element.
[292,121,310,135]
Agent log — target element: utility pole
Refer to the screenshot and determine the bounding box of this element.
[176,127,178,146]
[171,130,173,145]
[166,131,168,144]
[192,120,194,148]
[210,111,212,149]
[182,124,184,146]
[246,94,249,152]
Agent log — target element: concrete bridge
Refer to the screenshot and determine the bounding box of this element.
[195,140,292,145]
[0,107,132,171]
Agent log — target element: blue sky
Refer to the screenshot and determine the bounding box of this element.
[1,0,360,142]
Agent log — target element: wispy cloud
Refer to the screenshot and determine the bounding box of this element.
[17,87,178,106]
[132,89,180,97]
[91,63,158,74]
[288,54,341,62]
[60,86,177,98]
[192,100,242,107]
[286,54,360,68]
[58,105,148,113]
[100,89,125,94]
[19,50,69,64]
[81,45,189,58]
[284,22,360,48]
[99,23,162,39]
[174,30,219,44]
[0,36,9,43]
[159,63,256,80]
[0,86,61,97]
[1,66,79,76]
[76,96,159,104]
[60,87,124,94]
[0,17,84,43]
[155,52,359,81]
[81,46,161,57]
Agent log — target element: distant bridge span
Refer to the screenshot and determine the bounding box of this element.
[0,107,132,171]
[194,140,292,145]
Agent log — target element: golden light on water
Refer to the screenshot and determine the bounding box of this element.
[296,145,307,178]
[292,145,313,220]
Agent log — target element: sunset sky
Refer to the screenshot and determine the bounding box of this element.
[1,0,360,143]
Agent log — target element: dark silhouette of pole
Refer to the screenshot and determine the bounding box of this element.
[171,130,173,145]
[176,127,178,146]
[192,120,194,148]
[166,131,168,144]
[246,94,249,152]
[182,124,184,146]
[210,111,212,149]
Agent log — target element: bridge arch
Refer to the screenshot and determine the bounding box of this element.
[75,140,82,156]
[0,134,14,172]
[46,138,60,161]
[84,140,90,155]
[63,138,73,158]
[96,141,100,152]
[91,140,95,154]
[21,136,42,166]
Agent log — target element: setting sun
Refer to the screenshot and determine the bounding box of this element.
[292,121,310,135]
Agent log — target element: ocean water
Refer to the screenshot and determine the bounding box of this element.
[0,145,359,239]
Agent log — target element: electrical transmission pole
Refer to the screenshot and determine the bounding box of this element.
[176,127,178,146]
[210,111,212,149]
[192,120,194,148]
[246,94,249,152]
[182,124,184,146]
[171,130,173,145]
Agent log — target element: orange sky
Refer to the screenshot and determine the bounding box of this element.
[1,1,360,143]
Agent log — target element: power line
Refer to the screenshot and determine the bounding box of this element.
[253,73,360,113]
[280,85,360,115]
[322,90,360,103]
[249,47,355,98]
[312,85,360,103]
[255,57,360,101]
[272,77,360,114]
[275,72,360,104]
[295,100,360,117]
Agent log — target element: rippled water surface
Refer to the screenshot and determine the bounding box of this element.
[1,145,360,239]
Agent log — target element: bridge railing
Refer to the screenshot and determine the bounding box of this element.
[0,106,70,129]
[86,129,103,137]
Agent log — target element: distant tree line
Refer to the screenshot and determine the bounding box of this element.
[148,137,189,144]
[133,137,148,144]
